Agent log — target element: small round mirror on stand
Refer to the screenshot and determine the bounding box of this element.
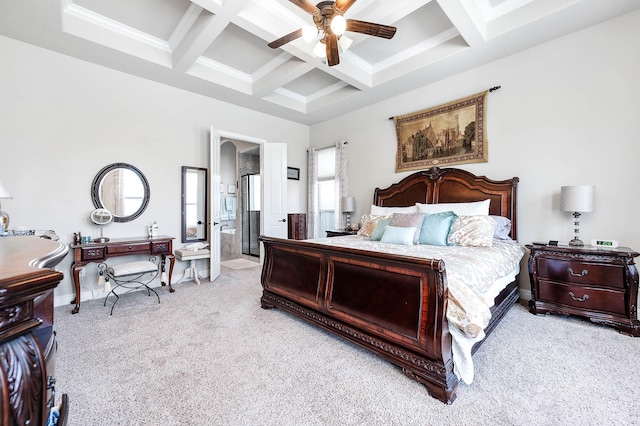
[90,208,113,242]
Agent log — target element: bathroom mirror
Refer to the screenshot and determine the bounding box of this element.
[182,166,208,243]
[91,163,150,223]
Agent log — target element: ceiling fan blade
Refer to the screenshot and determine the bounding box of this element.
[268,28,303,49]
[334,0,357,13]
[326,34,339,66]
[346,19,397,39]
[289,0,320,15]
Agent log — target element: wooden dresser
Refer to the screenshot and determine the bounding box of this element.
[0,236,69,425]
[527,243,640,336]
[287,214,307,240]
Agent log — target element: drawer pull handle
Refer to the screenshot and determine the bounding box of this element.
[568,291,589,302]
[567,268,588,277]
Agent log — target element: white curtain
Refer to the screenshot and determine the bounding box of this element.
[334,140,348,229]
[307,148,319,239]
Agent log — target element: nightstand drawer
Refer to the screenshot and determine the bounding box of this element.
[538,280,626,315]
[537,258,624,289]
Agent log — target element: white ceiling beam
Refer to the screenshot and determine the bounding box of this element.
[61,3,172,67]
[252,55,316,97]
[167,3,203,50]
[172,11,225,72]
[437,0,487,46]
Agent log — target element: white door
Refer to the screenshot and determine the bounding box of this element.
[209,126,221,281]
[260,142,288,256]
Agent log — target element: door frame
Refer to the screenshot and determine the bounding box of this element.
[210,127,267,279]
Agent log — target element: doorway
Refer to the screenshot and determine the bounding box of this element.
[210,126,288,281]
[220,139,261,263]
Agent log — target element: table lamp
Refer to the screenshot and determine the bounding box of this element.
[0,181,12,232]
[560,185,595,246]
[342,196,356,231]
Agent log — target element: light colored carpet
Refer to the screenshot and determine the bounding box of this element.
[54,268,640,425]
[220,258,260,269]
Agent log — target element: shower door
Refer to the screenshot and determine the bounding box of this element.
[241,174,261,257]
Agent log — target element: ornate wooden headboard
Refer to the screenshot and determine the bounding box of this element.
[373,167,519,239]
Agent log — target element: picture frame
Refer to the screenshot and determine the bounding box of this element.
[227,184,236,194]
[393,91,488,172]
[287,167,300,180]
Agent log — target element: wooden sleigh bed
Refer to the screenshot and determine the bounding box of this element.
[259,167,519,404]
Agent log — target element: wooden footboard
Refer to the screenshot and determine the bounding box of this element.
[260,236,460,404]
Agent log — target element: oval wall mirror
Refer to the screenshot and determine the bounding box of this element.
[91,163,150,222]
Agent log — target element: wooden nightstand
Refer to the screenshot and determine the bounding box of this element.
[526,243,640,336]
[326,229,358,237]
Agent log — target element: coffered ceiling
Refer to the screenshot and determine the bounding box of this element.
[1,0,638,125]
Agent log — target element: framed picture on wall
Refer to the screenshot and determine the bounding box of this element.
[392,91,488,172]
[287,167,300,180]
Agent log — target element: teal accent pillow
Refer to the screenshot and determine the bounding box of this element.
[380,225,417,245]
[371,218,392,241]
[419,211,457,246]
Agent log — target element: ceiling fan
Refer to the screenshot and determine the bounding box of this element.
[268,0,397,66]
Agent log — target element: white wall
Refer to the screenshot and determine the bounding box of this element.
[310,10,640,292]
[0,35,309,306]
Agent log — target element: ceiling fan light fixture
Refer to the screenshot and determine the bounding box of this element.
[338,34,352,52]
[313,41,327,58]
[330,14,347,36]
[302,25,318,43]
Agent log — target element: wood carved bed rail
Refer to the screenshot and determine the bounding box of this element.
[259,167,519,404]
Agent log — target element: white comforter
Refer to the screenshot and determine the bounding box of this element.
[305,235,525,384]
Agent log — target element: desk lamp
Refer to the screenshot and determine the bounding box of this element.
[342,196,356,231]
[0,181,12,232]
[560,185,595,246]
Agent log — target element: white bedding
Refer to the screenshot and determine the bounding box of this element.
[304,235,525,384]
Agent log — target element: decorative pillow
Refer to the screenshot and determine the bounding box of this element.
[357,214,390,238]
[371,218,392,241]
[416,199,490,216]
[418,211,457,246]
[370,204,418,216]
[380,225,417,245]
[391,213,426,243]
[490,215,512,240]
[447,215,497,247]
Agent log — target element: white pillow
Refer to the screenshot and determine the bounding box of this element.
[370,204,418,215]
[416,199,490,216]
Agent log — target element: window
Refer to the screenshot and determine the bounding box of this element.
[317,147,336,237]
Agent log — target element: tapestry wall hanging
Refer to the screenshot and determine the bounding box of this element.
[393,91,488,172]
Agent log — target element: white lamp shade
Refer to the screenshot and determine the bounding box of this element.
[302,25,318,43]
[313,41,326,58]
[0,181,12,199]
[341,196,355,213]
[560,185,595,213]
[330,15,347,36]
[338,35,352,52]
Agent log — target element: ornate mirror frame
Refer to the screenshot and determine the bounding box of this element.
[181,166,208,243]
[91,163,150,223]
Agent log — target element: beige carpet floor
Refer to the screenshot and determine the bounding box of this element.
[220,258,260,269]
[53,266,640,425]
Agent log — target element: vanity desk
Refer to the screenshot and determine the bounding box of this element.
[70,235,175,314]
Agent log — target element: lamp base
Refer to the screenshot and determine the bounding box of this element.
[569,238,584,247]
[0,210,9,232]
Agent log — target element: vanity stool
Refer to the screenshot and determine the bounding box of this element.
[99,259,160,315]
[175,248,210,285]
